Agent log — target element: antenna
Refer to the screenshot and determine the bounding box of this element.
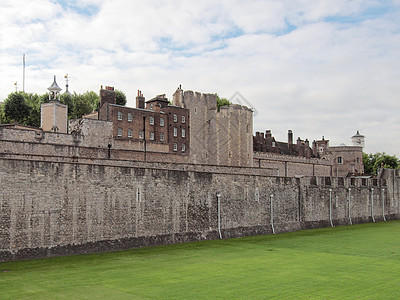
[23,54,25,92]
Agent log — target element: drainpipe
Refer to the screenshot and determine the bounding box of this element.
[216,192,222,239]
[270,194,276,234]
[348,188,352,225]
[371,188,375,223]
[329,189,334,227]
[382,188,386,222]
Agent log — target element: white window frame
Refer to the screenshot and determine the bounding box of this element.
[128,113,133,122]
[117,111,122,121]
[337,156,343,164]
[173,114,178,123]
[182,143,186,152]
[182,128,186,138]
[160,132,165,142]
[173,143,178,152]
[139,130,144,139]
[182,115,186,123]
[160,118,164,127]
[150,131,155,141]
[127,129,133,138]
[173,127,177,137]
[117,127,123,137]
[149,116,154,125]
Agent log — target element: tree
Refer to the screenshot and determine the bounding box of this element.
[363,152,399,175]
[3,92,31,124]
[24,93,42,127]
[115,89,127,106]
[82,91,100,112]
[73,92,94,119]
[61,93,75,118]
[215,94,231,111]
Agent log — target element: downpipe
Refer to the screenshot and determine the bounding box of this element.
[371,188,375,223]
[382,188,386,222]
[270,194,276,234]
[329,189,334,227]
[216,192,222,239]
[348,188,352,225]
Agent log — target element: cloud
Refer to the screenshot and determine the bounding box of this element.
[1,0,400,156]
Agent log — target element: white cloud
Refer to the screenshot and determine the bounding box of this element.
[1,0,400,156]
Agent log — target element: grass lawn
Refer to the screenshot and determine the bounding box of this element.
[1,221,400,299]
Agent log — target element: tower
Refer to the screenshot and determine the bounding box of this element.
[41,76,68,133]
[351,130,365,148]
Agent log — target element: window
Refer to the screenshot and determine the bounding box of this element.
[182,128,186,138]
[337,156,343,164]
[160,133,165,142]
[182,143,186,152]
[160,118,164,127]
[173,114,178,122]
[117,127,122,137]
[149,116,154,125]
[182,115,186,123]
[272,141,276,147]
[173,127,177,137]
[173,143,178,151]
[128,113,132,122]
[139,130,144,139]
[117,111,122,121]
[150,132,154,141]
[128,129,133,138]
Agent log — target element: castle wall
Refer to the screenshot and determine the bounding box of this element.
[0,156,398,261]
[253,151,332,177]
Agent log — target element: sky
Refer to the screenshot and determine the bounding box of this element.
[1,0,399,156]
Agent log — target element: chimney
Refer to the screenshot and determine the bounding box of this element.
[288,130,293,145]
[265,130,272,138]
[173,85,184,107]
[136,90,145,109]
[99,85,116,108]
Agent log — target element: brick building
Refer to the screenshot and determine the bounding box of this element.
[98,86,189,155]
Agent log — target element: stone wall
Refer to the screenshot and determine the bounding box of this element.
[0,156,398,261]
[253,151,332,177]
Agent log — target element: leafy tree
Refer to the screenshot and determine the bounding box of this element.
[73,92,94,119]
[115,89,127,106]
[61,93,75,118]
[24,93,42,127]
[215,94,231,111]
[363,152,399,175]
[0,102,6,123]
[3,92,31,124]
[82,91,100,112]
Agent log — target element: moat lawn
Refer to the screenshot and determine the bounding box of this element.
[1,221,400,299]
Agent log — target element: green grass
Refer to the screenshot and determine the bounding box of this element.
[1,221,400,299]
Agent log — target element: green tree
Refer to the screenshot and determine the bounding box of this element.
[73,92,94,119]
[24,93,42,127]
[115,89,127,106]
[215,94,231,111]
[82,91,99,112]
[363,152,399,175]
[3,92,31,124]
[61,93,75,118]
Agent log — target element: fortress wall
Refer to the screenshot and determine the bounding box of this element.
[254,151,332,177]
[0,157,398,261]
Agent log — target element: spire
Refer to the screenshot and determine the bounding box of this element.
[64,74,72,95]
[48,75,62,101]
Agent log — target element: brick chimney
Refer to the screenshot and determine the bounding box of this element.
[136,90,145,109]
[100,86,116,108]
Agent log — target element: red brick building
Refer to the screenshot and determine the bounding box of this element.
[98,86,189,155]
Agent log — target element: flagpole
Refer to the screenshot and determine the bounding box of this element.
[23,54,25,92]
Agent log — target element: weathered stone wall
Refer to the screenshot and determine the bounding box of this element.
[254,151,332,177]
[0,157,398,261]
